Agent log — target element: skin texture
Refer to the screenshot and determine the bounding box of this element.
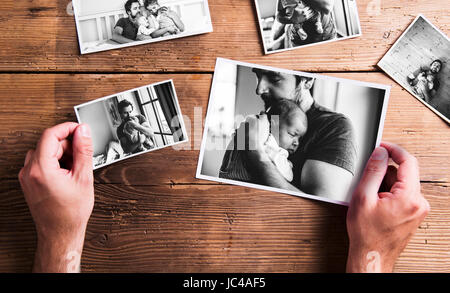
[18,123,94,273]
[346,142,430,273]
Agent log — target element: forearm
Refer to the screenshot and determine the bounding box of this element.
[33,229,86,273]
[134,124,154,138]
[171,15,185,32]
[112,33,135,44]
[151,28,172,38]
[346,247,394,273]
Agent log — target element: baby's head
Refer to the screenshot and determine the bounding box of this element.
[268,99,308,155]
[137,15,149,27]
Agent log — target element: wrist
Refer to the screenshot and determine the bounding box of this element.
[346,247,394,273]
[34,227,86,273]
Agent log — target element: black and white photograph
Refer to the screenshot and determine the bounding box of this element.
[196,58,390,205]
[75,80,188,169]
[73,0,213,54]
[378,15,450,124]
[255,0,361,54]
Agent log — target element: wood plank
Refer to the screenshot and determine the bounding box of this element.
[0,73,448,184]
[0,72,448,272]
[0,0,448,72]
[0,181,447,272]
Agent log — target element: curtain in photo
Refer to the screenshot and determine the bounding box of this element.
[154,83,184,141]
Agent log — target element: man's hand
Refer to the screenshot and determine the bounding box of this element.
[18,122,95,272]
[241,114,270,153]
[346,142,430,273]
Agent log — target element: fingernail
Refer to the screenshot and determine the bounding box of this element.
[372,147,387,161]
[80,124,91,138]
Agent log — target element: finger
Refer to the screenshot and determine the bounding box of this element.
[354,147,389,206]
[36,122,79,162]
[24,149,35,166]
[381,165,398,192]
[56,139,72,161]
[71,124,94,180]
[380,141,420,192]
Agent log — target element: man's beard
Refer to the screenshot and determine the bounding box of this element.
[260,89,298,110]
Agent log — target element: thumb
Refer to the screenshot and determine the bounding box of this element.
[354,147,389,205]
[72,124,94,179]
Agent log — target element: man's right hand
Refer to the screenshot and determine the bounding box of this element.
[346,142,430,273]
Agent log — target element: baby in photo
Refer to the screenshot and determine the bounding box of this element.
[136,15,154,38]
[219,99,308,183]
[281,0,323,41]
[145,0,183,37]
[407,60,442,99]
[123,116,156,152]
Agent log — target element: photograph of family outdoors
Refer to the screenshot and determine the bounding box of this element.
[197,58,390,205]
[75,81,188,169]
[73,0,213,54]
[254,0,361,54]
[378,15,450,124]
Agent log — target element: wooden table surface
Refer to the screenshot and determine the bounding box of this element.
[0,0,449,273]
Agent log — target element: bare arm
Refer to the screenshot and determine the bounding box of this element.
[300,160,353,199]
[168,11,185,32]
[112,27,135,44]
[150,27,176,38]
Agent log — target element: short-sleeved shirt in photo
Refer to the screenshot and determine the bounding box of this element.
[291,102,357,188]
[115,17,138,41]
[117,114,148,154]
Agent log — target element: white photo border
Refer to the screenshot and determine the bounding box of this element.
[74,79,189,170]
[253,0,363,55]
[377,14,450,124]
[196,58,391,206]
[72,0,214,55]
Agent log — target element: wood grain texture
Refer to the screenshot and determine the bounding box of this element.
[0,72,449,272]
[0,0,448,72]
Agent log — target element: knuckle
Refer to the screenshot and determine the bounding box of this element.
[365,160,384,174]
[28,165,42,183]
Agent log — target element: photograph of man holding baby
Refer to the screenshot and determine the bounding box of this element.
[378,15,450,124]
[73,0,213,54]
[198,59,389,205]
[75,81,187,169]
[255,0,361,54]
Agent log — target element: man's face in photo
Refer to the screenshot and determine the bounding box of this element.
[127,2,141,19]
[146,2,161,15]
[430,61,442,74]
[253,69,298,110]
[120,105,134,121]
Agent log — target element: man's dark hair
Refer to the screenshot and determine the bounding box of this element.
[125,0,140,13]
[118,99,133,113]
[144,0,159,7]
[431,59,443,68]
